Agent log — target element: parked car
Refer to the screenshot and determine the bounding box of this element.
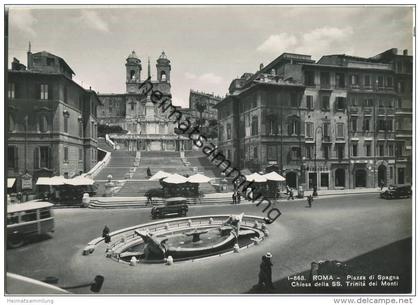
[151,197,188,219]
[380,185,412,199]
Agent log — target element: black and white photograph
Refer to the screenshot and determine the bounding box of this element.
[3,2,416,303]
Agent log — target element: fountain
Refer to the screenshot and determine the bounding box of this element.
[184,229,209,243]
[96,214,269,264]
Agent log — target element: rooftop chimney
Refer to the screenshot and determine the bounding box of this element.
[403,49,408,56]
[259,63,264,70]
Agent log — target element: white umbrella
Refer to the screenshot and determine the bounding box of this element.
[246,173,267,183]
[47,176,67,186]
[263,171,286,182]
[36,177,51,186]
[7,178,16,188]
[163,173,189,184]
[149,170,171,181]
[65,176,95,186]
[188,173,211,183]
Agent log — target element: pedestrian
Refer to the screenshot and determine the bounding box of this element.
[102,225,110,238]
[288,188,295,200]
[258,252,274,290]
[232,191,237,205]
[236,191,241,204]
[147,167,152,177]
[380,179,385,191]
[312,185,318,197]
[147,193,153,205]
[307,195,313,208]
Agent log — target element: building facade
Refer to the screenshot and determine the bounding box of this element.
[215,49,412,190]
[97,51,192,151]
[188,90,221,122]
[7,48,101,191]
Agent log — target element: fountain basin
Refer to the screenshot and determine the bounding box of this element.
[86,214,269,264]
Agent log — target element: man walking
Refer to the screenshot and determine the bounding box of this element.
[102,225,110,238]
[307,194,313,208]
[312,185,318,197]
[258,252,274,290]
[380,179,385,191]
[288,187,295,200]
[232,191,237,205]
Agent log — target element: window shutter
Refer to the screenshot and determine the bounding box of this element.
[34,147,39,169]
[13,146,18,169]
[48,147,52,169]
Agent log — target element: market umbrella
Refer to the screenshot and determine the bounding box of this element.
[263,171,286,182]
[7,178,16,188]
[187,173,211,183]
[246,173,267,183]
[163,173,189,184]
[149,170,171,181]
[65,176,95,186]
[36,177,51,185]
[43,176,67,186]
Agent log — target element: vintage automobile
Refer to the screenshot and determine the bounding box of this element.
[380,185,412,199]
[151,197,189,219]
[7,201,55,248]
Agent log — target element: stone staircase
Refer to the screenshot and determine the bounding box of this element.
[183,150,223,178]
[93,147,221,197]
[88,193,233,209]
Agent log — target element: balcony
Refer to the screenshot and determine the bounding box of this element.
[377,107,386,115]
[349,107,359,114]
[395,130,412,138]
[395,108,412,115]
[322,135,332,143]
[363,107,373,114]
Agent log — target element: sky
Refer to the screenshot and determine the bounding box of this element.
[7,5,413,108]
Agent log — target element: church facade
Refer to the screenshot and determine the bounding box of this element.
[97,51,192,152]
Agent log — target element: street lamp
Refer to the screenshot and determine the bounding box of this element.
[313,125,323,191]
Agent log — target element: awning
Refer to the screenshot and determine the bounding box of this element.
[7,178,16,188]
[163,173,189,184]
[36,177,52,186]
[36,176,67,186]
[246,173,267,183]
[187,173,211,183]
[263,171,286,182]
[65,176,95,186]
[149,171,171,181]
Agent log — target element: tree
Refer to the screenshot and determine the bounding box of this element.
[98,124,127,137]
[195,99,207,132]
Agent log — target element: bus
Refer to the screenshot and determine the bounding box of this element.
[7,201,55,248]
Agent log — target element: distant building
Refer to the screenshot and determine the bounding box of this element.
[215,49,412,190]
[7,46,102,191]
[97,51,192,151]
[188,90,221,123]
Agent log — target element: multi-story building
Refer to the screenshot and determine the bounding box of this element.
[188,90,221,123]
[7,47,102,191]
[215,65,306,189]
[370,48,413,186]
[215,49,412,190]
